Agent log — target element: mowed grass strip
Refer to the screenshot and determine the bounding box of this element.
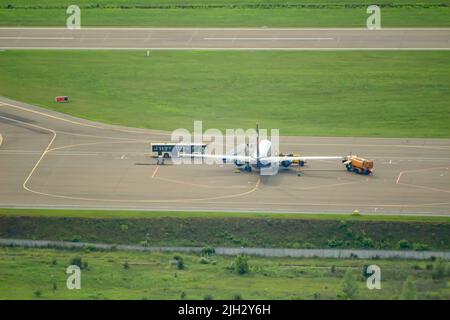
[1,247,449,300]
[0,0,449,27]
[0,50,449,138]
[1,208,450,222]
[1,8,449,28]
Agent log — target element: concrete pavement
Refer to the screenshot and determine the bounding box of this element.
[1,27,449,50]
[1,96,449,215]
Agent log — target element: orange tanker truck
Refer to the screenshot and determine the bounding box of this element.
[342,155,374,175]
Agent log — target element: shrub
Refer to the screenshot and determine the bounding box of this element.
[201,247,216,257]
[199,257,210,264]
[340,269,358,300]
[69,256,88,270]
[361,237,374,248]
[123,261,130,270]
[361,264,370,279]
[203,294,214,300]
[331,265,336,273]
[180,291,187,299]
[71,235,81,242]
[120,224,129,232]
[33,289,42,298]
[232,293,242,300]
[139,240,149,247]
[398,240,411,250]
[176,258,185,270]
[84,245,97,252]
[69,256,82,268]
[303,242,315,249]
[413,243,429,251]
[432,258,446,279]
[232,255,249,275]
[327,239,343,248]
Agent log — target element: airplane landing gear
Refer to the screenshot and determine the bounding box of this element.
[244,164,252,172]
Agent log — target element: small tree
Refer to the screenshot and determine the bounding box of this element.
[69,256,88,270]
[70,256,82,268]
[232,293,243,300]
[361,264,370,280]
[400,276,416,300]
[201,247,216,257]
[123,261,130,270]
[340,269,358,300]
[398,240,411,250]
[233,255,249,275]
[33,289,42,298]
[330,265,336,274]
[432,257,446,279]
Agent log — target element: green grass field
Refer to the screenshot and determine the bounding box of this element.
[1,208,450,222]
[0,247,449,299]
[0,0,449,27]
[1,50,449,137]
[2,209,449,250]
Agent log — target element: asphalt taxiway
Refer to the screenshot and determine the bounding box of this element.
[0,96,449,215]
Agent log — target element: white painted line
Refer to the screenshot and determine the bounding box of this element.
[0,37,74,40]
[203,37,334,41]
[151,165,160,178]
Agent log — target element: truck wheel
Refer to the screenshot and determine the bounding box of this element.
[353,167,360,174]
[346,165,352,172]
[163,153,170,158]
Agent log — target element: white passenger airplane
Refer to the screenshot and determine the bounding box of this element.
[181,125,343,175]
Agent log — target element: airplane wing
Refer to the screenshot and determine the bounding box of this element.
[261,156,344,162]
[179,153,253,162]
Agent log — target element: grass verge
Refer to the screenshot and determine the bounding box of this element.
[0,0,449,27]
[0,50,449,138]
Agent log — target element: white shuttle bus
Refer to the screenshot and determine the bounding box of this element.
[151,143,207,158]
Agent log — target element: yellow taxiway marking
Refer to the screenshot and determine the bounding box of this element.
[0,115,57,194]
[0,101,171,136]
[0,105,261,203]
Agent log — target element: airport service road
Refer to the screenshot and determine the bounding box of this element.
[0,96,450,215]
[0,28,449,50]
